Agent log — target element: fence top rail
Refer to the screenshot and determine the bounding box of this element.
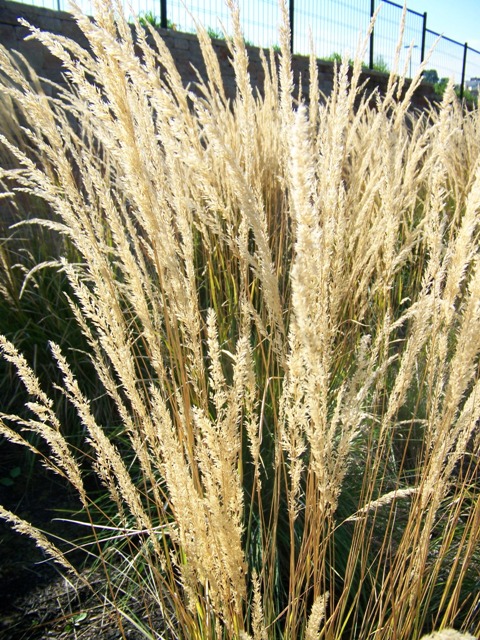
[381,0,425,19]
[380,0,480,57]
[426,28,480,54]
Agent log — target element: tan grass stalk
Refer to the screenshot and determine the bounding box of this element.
[305,592,329,640]
[0,336,86,504]
[420,631,476,640]
[0,505,82,578]
[346,487,421,521]
[1,1,479,638]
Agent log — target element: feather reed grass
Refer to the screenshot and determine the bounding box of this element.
[0,1,479,638]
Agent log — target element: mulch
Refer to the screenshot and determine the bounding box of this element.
[0,550,168,640]
[0,459,169,640]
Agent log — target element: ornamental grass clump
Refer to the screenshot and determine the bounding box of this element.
[0,1,479,638]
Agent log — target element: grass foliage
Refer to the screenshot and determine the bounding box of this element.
[0,1,479,638]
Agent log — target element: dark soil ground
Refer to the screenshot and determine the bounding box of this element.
[0,450,167,640]
[0,516,165,640]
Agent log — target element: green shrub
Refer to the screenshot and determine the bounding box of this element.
[137,10,176,30]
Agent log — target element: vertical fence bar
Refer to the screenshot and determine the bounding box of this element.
[460,43,468,99]
[420,12,427,62]
[289,0,294,54]
[160,0,167,29]
[369,0,375,69]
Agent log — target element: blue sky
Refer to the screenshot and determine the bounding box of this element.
[388,0,480,81]
[405,0,480,51]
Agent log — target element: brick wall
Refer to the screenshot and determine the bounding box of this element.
[0,0,438,107]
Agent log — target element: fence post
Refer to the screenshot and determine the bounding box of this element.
[460,43,468,99]
[420,12,427,62]
[161,0,167,29]
[369,0,375,69]
[290,0,294,54]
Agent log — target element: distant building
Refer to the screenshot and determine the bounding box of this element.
[466,77,480,96]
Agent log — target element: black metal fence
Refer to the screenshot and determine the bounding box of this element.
[10,0,480,97]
